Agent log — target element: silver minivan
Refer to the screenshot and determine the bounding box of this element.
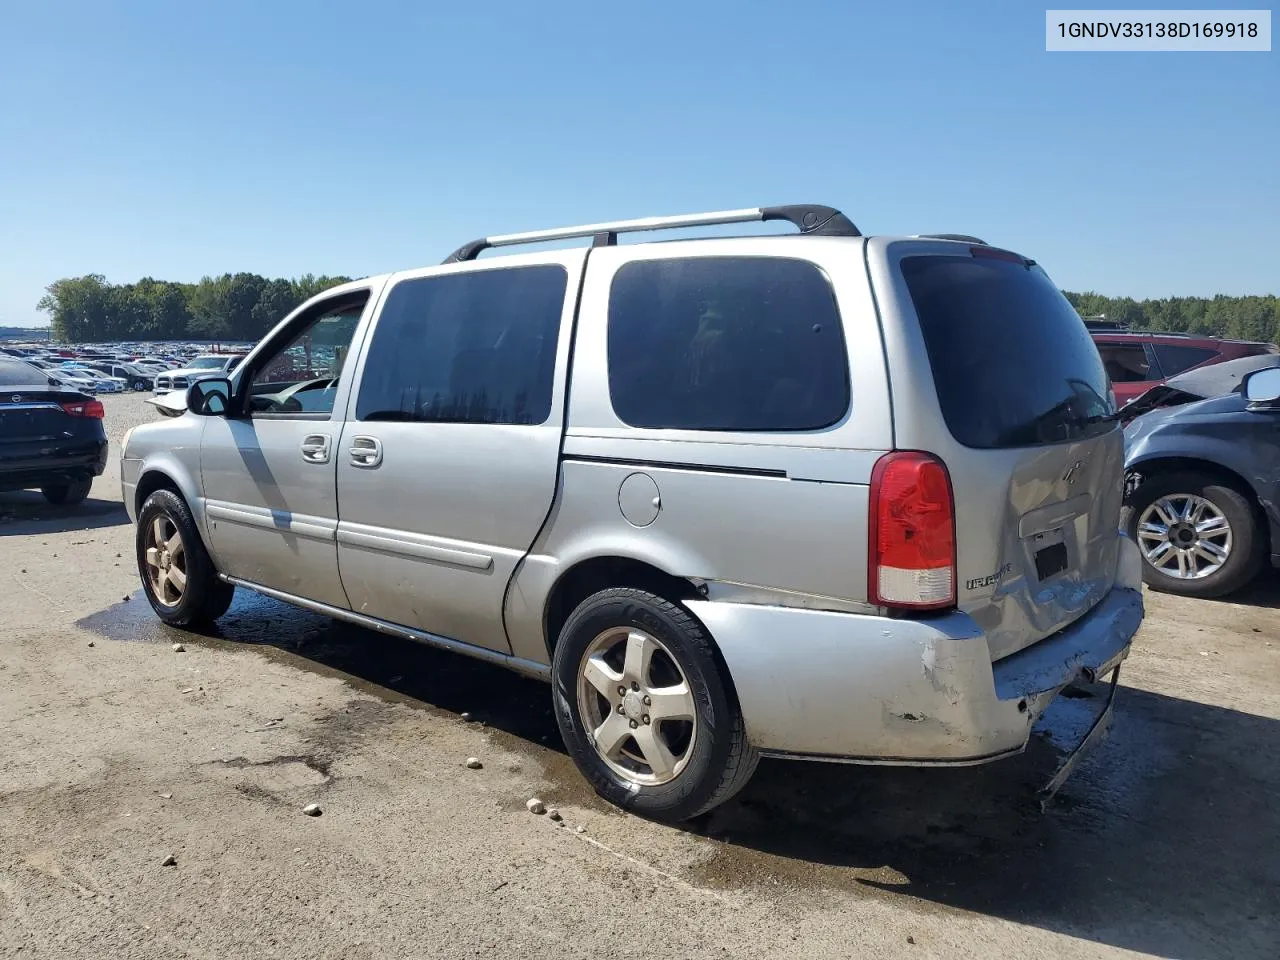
[122,205,1144,820]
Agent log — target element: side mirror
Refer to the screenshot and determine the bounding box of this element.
[1243,367,1280,410]
[188,377,233,416]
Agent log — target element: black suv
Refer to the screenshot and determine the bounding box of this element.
[0,358,108,505]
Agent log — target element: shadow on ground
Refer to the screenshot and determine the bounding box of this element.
[1197,569,1280,609]
[0,492,128,536]
[79,590,1280,960]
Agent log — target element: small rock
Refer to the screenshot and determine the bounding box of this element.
[575,825,586,834]
[1252,627,1261,633]
[293,847,301,853]
[123,595,130,602]
[1198,651,1209,657]
[466,757,483,769]
[303,803,323,817]
[160,793,172,799]
[181,688,194,694]
[525,798,546,815]
[87,641,95,648]
[907,935,916,945]
[172,643,185,653]
[547,808,562,822]
[460,712,473,722]
[161,854,177,867]
[116,553,122,559]
[20,569,26,574]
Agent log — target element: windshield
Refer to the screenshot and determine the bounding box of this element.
[188,356,228,369]
[902,253,1117,449]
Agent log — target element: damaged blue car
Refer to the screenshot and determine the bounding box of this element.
[1124,355,1280,598]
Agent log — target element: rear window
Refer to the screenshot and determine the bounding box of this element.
[1152,343,1218,377]
[1097,343,1154,383]
[901,254,1116,449]
[0,359,48,386]
[607,257,850,431]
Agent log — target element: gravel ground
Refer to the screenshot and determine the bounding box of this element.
[1,391,1278,959]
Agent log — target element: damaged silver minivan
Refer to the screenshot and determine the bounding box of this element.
[121,204,1144,820]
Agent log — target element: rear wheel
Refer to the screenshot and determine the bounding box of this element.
[137,489,235,626]
[41,479,92,505]
[552,587,757,822]
[132,378,148,391]
[1126,471,1265,598]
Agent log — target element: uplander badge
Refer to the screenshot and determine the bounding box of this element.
[966,562,1013,591]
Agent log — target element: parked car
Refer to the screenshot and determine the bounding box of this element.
[1092,330,1278,407]
[0,359,107,504]
[1123,354,1280,598]
[152,354,245,395]
[57,363,126,393]
[121,204,1144,820]
[83,361,157,391]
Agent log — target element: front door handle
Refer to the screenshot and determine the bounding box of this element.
[349,435,383,468]
[300,434,331,464]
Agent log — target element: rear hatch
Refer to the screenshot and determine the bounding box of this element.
[879,241,1123,660]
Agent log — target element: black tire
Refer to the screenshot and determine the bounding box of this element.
[137,489,235,626]
[41,478,92,505]
[1125,471,1265,598]
[132,379,148,391]
[552,587,758,822]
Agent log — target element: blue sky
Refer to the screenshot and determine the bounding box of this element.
[1,0,1276,326]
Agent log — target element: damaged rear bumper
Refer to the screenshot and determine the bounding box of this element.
[687,581,1143,766]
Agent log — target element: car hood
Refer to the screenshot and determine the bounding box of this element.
[1121,353,1280,422]
[1125,392,1247,441]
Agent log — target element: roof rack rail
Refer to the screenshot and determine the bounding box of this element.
[443,204,861,263]
[915,233,988,245]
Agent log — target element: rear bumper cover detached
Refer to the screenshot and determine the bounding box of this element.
[689,543,1144,765]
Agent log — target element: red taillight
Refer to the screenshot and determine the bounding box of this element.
[61,400,105,419]
[869,451,956,610]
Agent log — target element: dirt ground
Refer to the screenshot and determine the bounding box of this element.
[2,392,1277,960]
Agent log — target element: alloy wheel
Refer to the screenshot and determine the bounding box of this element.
[1136,494,1233,580]
[144,515,188,605]
[576,627,697,786]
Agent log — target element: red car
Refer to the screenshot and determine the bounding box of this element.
[1092,331,1278,406]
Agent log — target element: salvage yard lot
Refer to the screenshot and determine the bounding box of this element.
[2,393,1277,960]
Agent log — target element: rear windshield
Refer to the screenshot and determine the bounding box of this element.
[901,253,1116,449]
[0,359,49,386]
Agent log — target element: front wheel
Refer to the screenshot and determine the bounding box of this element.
[552,587,758,822]
[137,489,235,626]
[132,379,149,391]
[1126,471,1265,598]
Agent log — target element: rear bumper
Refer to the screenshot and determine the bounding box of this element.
[0,440,108,493]
[690,543,1145,764]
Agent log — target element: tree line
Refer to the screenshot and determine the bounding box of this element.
[1063,292,1280,344]
[34,273,1280,346]
[37,273,352,343]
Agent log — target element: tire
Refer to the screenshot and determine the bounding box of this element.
[136,489,235,626]
[1125,471,1265,598]
[132,379,148,391]
[41,479,92,505]
[552,587,758,822]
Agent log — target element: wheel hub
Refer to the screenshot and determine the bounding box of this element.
[1136,492,1233,581]
[621,689,646,722]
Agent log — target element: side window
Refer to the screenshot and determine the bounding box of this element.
[354,265,567,425]
[607,257,849,431]
[1152,343,1218,377]
[1098,343,1155,383]
[246,294,367,418]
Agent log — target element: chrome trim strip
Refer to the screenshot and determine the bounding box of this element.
[218,575,550,681]
[204,500,336,542]
[336,522,494,571]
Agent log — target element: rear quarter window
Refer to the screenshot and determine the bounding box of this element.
[607,256,850,431]
[902,253,1116,448]
[1152,343,1219,377]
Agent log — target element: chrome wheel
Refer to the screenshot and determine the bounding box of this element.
[144,514,187,605]
[1137,494,1233,580]
[576,627,697,786]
